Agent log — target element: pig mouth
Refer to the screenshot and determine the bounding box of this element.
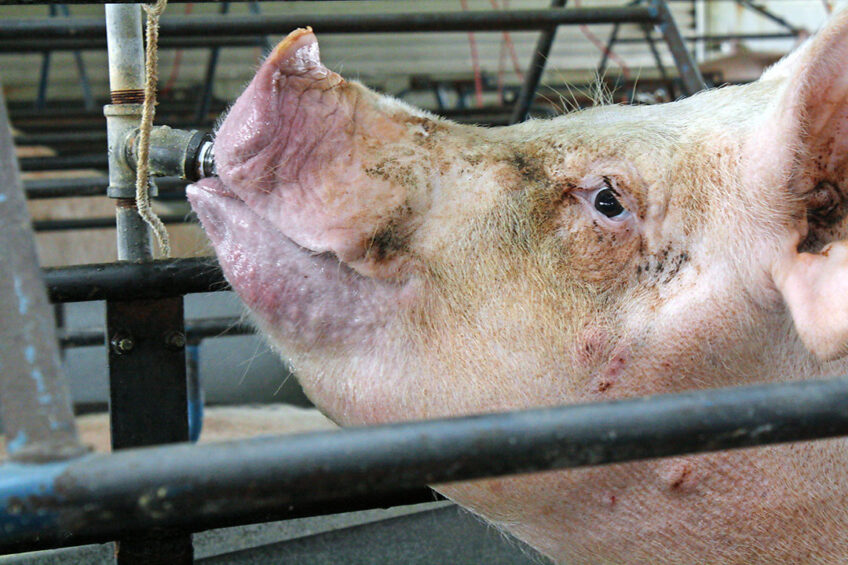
[187,177,405,348]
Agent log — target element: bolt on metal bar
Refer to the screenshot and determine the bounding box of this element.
[58,316,253,348]
[2,376,848,553]
[0,79,85,463]
[0,8,661,40]
[509,0,567,125]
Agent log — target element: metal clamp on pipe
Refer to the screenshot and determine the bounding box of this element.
[122,126,215,183]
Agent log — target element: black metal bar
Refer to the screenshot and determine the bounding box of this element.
[735,0,799,34]
[596,23,620,79]
[32,213,192,232]
[196,1,229,123]
[0,8,660,40]
[614,31,799,44]
[3,376,848,553]
[509,0,567,125]
[34,6,53,109]
[247,0,270,52]
[0,36,266,51]
[651,0,705,96]
[44,257,228,303]
[642,25,673,98]
[15,130,106,146]
[25,176,187,199]
[0,31,801,54]
[55,3,95,110]
[106,297,193,565]
[58,316,253,348]
[18,152,108,172]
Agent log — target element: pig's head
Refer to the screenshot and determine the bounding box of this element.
[188,16,848,565]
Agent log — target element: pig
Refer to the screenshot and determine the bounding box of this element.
[187,10,848,564]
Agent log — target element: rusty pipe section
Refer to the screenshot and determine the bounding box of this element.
[0,83,85,463]
[122,126,215,182]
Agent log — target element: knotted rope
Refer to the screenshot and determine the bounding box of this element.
[136,0,171,257]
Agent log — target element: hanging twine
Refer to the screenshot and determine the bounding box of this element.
[136,0,171,257]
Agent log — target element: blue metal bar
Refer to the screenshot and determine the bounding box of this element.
[1,376,848,553]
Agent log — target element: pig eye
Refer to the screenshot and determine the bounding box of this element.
[594,188,624,217]
[592,181,629,220]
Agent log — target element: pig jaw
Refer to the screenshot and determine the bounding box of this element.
[187,178,414,355]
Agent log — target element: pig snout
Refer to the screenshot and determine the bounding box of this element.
[190,12,848,565]
[207,28,428,278]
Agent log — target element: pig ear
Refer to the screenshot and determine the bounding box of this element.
[773,237,848,361]
[755,9,848,197]
[763,10,848,361]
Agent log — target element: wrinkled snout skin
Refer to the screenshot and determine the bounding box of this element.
[189,18,848,564]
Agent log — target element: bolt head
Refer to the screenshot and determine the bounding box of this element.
[165,331,186,350]
[111,335,134,355]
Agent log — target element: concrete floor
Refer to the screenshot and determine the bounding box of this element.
[0,502,549,565]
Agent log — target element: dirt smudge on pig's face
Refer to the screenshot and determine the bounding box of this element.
[189,20,848,565]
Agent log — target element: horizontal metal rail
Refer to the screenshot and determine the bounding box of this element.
[19,153,107,172]
[33,214,192,232]
[44,257,228,303]
[0,8,660,40]
[2,375,848,553]
[25,176,186,199]
[58,316,253,347]
[0,30,801,54]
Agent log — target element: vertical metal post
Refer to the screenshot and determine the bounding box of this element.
[652,0,706,96]
[195,1,229,123]
[509,0,567,124]
[247,0,270,52]
[0,80,85,463]
[58,3,96,111]
[596,22,620,79]
[642,25,674,99]
[104,4,193,564]
[35,5,55,110]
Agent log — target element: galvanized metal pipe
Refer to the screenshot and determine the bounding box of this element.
[2,376,848,553]
[0,81,85,463]
[104,3,151,261]
[0,8,661,40]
